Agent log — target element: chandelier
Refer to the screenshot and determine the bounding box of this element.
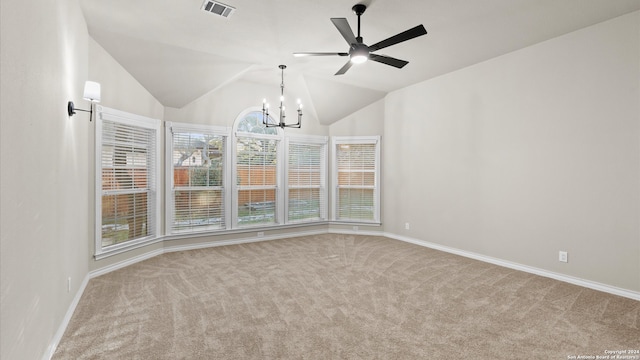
[262,65,302,128]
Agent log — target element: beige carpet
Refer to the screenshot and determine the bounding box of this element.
[53,234,640,359]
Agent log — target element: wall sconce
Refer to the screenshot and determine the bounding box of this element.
[67,81,101,120]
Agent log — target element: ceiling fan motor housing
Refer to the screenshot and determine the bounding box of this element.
[350,43,370,63]
[292,2,427,75]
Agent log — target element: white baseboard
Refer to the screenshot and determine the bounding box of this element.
[42,273,90,360]
[386,232,640,301]
[163,228,329,253]
[327,228,384,237]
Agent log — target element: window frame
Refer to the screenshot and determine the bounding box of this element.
[330,136,381,224]
[94,106,380,259]
[94,106,162,259]
[285,134,329,224]
[231,108,284,228]
[165,121,232,235]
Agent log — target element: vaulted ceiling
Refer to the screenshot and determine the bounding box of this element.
[80,0,640,124]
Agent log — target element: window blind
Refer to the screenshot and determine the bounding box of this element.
[334,141,379,222]
[100,119,157,247]
[287,141,326,222]
[236,136,278,226]
[170,131,226,233]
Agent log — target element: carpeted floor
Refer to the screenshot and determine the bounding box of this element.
[53,234,640,359]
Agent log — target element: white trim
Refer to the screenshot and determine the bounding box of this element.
[327,227,384,237]
[98,105,159,130]
[385,232,640,301]
[165,121,231,235]
[276,135,285,224]
[232,108,283,228]
[284,134,329,224]
[95,106,162,258]
[90,248,165,278]
[94,237,164,261]
[286,134,329,144]
[163,228,328,254]
[41,274,90,360]
[164,123,174,235]
[165,121,230,135]
[330,136,381,223]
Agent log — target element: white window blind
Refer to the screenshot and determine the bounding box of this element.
[236,136,279,226]
[169,126,227,234]
[286,138,327,223]
[333,137,380,222]
[97,107,160,253]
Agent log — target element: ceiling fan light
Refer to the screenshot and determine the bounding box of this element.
[351,54,368,64]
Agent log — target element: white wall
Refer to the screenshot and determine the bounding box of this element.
[0,0,91,358]
[383,11,640,292]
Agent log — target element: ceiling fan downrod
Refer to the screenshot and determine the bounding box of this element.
[353,4,366,43]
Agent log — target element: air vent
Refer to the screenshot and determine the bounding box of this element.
[201,0,235,18]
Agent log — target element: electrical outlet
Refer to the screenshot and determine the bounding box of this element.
[559,251,568,263]
[257,232,264,237]
[67,277,71,293]
[405,222,410,230]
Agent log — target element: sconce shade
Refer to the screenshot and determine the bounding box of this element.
[83,81,101,102]
[68,80,101,119]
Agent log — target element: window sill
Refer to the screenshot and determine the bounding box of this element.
[94,220,382,260]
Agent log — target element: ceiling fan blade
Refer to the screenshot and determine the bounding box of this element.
[331,18,357,45]
[368,25,427,52]
[369,54,409,69]
[293,52,349,57]
[335,60,354,75]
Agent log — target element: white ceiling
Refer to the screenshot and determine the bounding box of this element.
[80,0,640,124]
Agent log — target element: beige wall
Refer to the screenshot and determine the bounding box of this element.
[1,2,638,359]
[165,77,329,136]
[329,99,385,137]
[0,1,167,358]
[383,11,640,292]
[0,0,91,359]
[87,38,165,270]
[329,99,386,229]
[89,38,164,120]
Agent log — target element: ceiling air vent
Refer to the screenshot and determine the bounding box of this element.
[201,0,235,18]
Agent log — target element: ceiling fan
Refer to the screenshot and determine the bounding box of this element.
[293,4,427,75]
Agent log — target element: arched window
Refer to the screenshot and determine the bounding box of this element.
[236,110,279,135]
[233,110,283,227]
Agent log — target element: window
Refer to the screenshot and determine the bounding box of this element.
[95,106,377,258]
[96,107,161,256]
[331,136,380,223]
[233,111,282,227]
[166,122,230,234]
[286,136,328,223]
